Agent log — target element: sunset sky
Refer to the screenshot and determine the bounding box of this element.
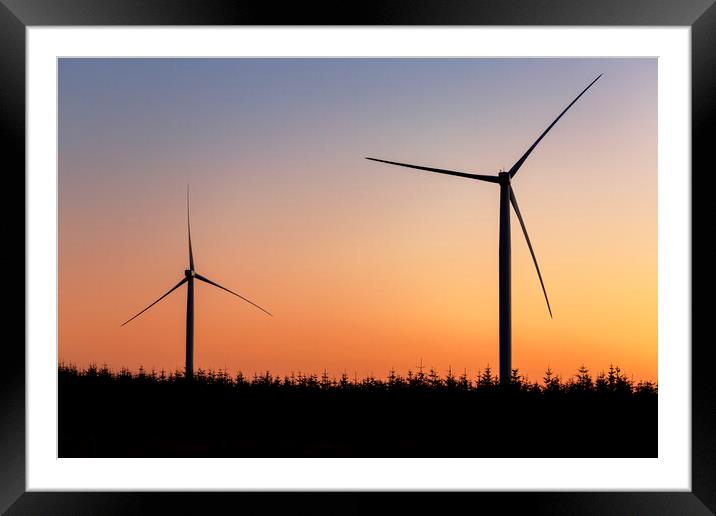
[58,58,657,382]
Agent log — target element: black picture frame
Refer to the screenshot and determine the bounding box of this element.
[2,1,710,514]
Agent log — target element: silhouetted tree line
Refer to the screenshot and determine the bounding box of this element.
[58,361,656,458]
[58,361,656,396]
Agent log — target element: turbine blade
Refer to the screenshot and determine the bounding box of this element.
[508,74,602,178]
[195,273,273,316]
[510,189,552,318]
[366,158,499,184]
[121,277,188,326]
[187,185,195,271]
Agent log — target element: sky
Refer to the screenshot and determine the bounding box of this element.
[58,58,657,383]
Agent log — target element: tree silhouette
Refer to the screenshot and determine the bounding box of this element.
[445,366,457,390]
[543,366,555,390]
[479,365,496,388]
[458,368,470,390]
[574,364,593,391]
[595,370,608,392]
[428,367,441,388]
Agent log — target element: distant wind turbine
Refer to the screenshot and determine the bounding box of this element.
[121,188,272,379]
[366,74,602,386]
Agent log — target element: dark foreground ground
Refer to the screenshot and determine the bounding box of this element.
[59,365,657,457]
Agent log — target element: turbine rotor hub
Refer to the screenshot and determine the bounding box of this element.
[498,171,511,185]
[185,269,195,278]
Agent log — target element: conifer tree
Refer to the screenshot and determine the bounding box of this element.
[479,365,494,388]
[575,364,593,390]
[607,364,617,391]
[595,371,608,392]
[458,368,470,390]
[510,368,522,389]
[387,367,397,388]
[428,367,441,388]
[445,366,457,389]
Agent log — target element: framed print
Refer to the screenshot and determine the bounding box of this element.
[3,0,712,514]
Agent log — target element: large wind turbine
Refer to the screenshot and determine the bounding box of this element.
[121,188,272,379]
[366,74,601,386]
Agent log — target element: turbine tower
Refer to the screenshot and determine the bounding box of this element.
[121,188,272,379]
[367,74,601,386]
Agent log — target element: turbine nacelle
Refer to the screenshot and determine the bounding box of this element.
[185,269,196,278]
[498,172,511,185]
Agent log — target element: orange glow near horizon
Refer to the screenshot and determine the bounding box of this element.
[58,58,657,383]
